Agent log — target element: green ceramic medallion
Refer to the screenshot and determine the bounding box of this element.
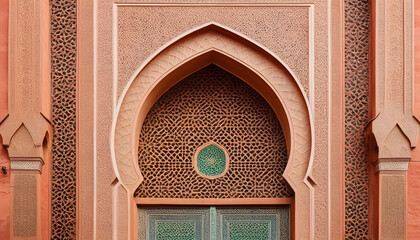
[196,144,227,177]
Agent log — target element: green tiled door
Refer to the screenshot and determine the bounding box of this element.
[138,207,289,240]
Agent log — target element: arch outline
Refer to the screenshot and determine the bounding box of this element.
[111,22,315,239]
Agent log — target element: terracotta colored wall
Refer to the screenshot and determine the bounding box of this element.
[407,1,420,239]
[0,0,9,239]
[0,139,9,240]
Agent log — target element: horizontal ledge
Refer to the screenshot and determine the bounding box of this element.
[10,160,43,173]
[115,3,314,7]
[135,197,293,205]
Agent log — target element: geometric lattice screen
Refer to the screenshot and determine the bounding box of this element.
[136,64,292,199]
[344,0,370,238]
[138,207,290,240]
[51,0,77,238]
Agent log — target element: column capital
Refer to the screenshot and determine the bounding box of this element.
[370,1,418,239]
[371,0,420,160]
[374,158,409,173]
[0,0,51,161]
[10,158,44,174]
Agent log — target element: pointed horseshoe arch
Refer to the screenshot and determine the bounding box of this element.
[112,23,315,239]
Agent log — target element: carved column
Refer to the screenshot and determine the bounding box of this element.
[0,0,51,239]
[371,0,420,239]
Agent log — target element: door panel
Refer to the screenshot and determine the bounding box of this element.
[216,208,289,240]
[150,215,203,240]
[138,208,210,240]
[138,207,289,240]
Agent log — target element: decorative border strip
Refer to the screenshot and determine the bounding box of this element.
[135,197,293,205]
[375,162,409,172]
[10,161,42,173]
[344,0,370,238]
[51,0,77,239]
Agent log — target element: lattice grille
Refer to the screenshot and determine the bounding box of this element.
[136,64,291,198]
[51,0,77,239]
[344,0,370,239]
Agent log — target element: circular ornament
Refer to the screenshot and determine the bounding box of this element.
[193,142,229,179]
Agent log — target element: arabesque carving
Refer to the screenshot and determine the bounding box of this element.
[136,65,292,198]
[344,0,370,238]
[113,23,314,239]
[50,0,77,238]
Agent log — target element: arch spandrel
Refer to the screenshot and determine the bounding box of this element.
[112,23,314,239]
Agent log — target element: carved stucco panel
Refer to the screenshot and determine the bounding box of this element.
[114,27,312,193]
[117,6,310,98]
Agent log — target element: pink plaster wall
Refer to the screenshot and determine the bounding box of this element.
[0,0,8,121]
[0,0,9,239]
[407,1,420,239]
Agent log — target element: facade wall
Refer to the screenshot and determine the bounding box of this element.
[105,3,327,239]
[0,0,419,239]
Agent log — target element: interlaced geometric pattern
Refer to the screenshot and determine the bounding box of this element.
[51,0,77,239]
[156,222,196,240]
[196,144,227,177]
[136,64,291,198]
[344,0,370,239]
[138,207,289,240]
[217,208,289,240]
[138,208,209,240]
[228,222,270,240]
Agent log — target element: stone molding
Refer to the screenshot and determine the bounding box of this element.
[371,0,420,159]
[0,0,51,160]
[10,160,43,173]
[112,23,314,239]
[370,1,418,239]
[0,1,51,240]
[375,160,409,173]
